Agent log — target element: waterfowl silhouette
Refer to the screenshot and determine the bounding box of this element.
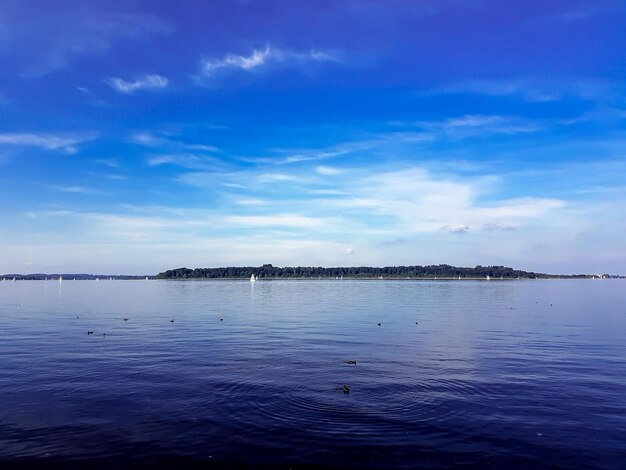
[87,331,93,335]
[220,318,223,321]
[346,360,357,365]
[123,317,128,321]
[170,319,174,323]
[342,385,350,394]
[377,322,381,326]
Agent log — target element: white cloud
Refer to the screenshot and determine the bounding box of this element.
[131,132,219,152]
[225,214,335,229]
[397,114,541,138]
[202,46,272,73]
[0,132,97,153]
[440,115,538,134]
[440,224,470,233]
[48,185,105,194]
[199,44,340,77]
[235,198,268,206]
[258,173,300,183]
[316,165,344,175]
[311,167,565,236]
[106,74,168,94]
[426,78,618,103]
[131,132,163,146]
[147,153,220,170]
[244,138,379,166]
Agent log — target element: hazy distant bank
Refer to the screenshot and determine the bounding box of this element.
[157,264,618,280]
[3,264,622,281]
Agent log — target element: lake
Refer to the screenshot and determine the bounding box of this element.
[1,279,625,468]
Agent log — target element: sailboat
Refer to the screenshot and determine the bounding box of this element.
[250,274,257,282]
[59,276,63,283]
[486,275,491,280]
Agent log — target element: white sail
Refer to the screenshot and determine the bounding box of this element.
[250,274,257,282]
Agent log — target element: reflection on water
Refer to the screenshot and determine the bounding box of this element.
[0,279,625,468]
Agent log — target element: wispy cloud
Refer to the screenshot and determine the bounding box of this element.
[147,153,221,170]
[342,168,565,234]
[316,165,344,175]
[235,198,268,206]
[47,185,107,195]
[178,160,566,239]
[415,114,541,137]
[106,74,168,94]
[425,78,619,103]
[198,44,341,79]
[0,132,97,153]
[244,138,381,166]
[131,132,220,153]
[257,173,300,183]
[440,224,470,233]
[202,46,272,73]
[225,214,338,229]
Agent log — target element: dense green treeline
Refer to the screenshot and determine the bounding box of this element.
[157,264,592,280]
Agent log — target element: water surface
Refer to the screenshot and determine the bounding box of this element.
[1,279,625,468]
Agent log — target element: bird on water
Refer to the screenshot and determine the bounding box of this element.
[346,360,357,365]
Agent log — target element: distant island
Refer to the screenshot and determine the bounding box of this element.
[157,264,620,280]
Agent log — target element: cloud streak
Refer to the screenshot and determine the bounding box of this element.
[198,44,340,78]
[132,132,219,151]
[106,74,168,93]
[0,132,97,153]
[425,78,619,103]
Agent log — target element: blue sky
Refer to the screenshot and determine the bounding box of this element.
[1,0,625,275]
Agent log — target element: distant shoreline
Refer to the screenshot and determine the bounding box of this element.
[0,275,156,281]
[3,264,623,281]
[157,264,623,280]
[3,276,625,282]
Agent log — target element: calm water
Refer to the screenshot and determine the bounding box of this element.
[0,279,625,468]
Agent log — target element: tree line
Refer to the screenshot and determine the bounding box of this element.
[157,264,592,279]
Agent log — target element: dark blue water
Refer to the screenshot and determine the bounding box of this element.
[1,279,625,468]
